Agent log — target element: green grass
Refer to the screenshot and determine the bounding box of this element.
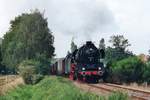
[0,76,129,100]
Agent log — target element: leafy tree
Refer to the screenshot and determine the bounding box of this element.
[2,10,55,73]
[109,35,131,51]
[111,57,145,83]
[71,39,77,53]
[99,38,105,50]
[0,39,6,74]
[106,35,133,63]
[35,53,51,75]
[0,44,4,74]
[142,62,150,84]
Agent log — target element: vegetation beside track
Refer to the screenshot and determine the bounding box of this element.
[0,76,128,100]
[0,75,24,95]
[0,75,19,86]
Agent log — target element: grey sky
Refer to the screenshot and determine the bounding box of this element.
[0,0,150,57]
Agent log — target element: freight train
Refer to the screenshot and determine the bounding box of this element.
[50,41,107,83]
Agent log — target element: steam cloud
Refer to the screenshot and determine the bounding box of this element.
[46,0,118,39]
[0,0,118,57]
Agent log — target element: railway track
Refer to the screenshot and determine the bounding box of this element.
[88,83,150,100]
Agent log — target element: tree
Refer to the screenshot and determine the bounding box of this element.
[71,38,77,53]
[106,35,133,63]
[109,35,131,51]
[0,44,4,74]
[142,62,150,84]
[0,38,6,74]
[111,57,145,83]
[99,38,105,50]
[148,50,150,61]
[2,10,55,73]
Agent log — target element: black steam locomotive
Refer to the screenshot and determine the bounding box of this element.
[51,41,106,83]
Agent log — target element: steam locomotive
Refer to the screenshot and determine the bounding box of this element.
[50,41,106,82]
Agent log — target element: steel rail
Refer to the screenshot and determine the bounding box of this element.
[88,83,150,100]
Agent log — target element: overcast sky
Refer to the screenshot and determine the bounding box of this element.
[0,0,150,57]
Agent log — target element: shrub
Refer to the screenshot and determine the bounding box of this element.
[142,62,150,84]
[18,60,43,84]
[31,74,44,84]
[110,57,145,83]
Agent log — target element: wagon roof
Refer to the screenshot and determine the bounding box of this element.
[51,58,65,64]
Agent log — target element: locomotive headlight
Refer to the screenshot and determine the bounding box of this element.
[82,67,85,71]
[98,67,101,70]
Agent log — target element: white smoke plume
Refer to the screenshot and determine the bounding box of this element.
[46,0,118,40]
[0,0,119,57]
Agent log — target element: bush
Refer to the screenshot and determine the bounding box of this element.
[110,57,145,83]
[142,62,150,84]
[31,74,44,84]
[18,60,43,84]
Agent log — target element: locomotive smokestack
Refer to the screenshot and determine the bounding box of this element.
[86,41,92,45]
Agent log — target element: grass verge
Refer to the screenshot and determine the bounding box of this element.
[0,76,128,100]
